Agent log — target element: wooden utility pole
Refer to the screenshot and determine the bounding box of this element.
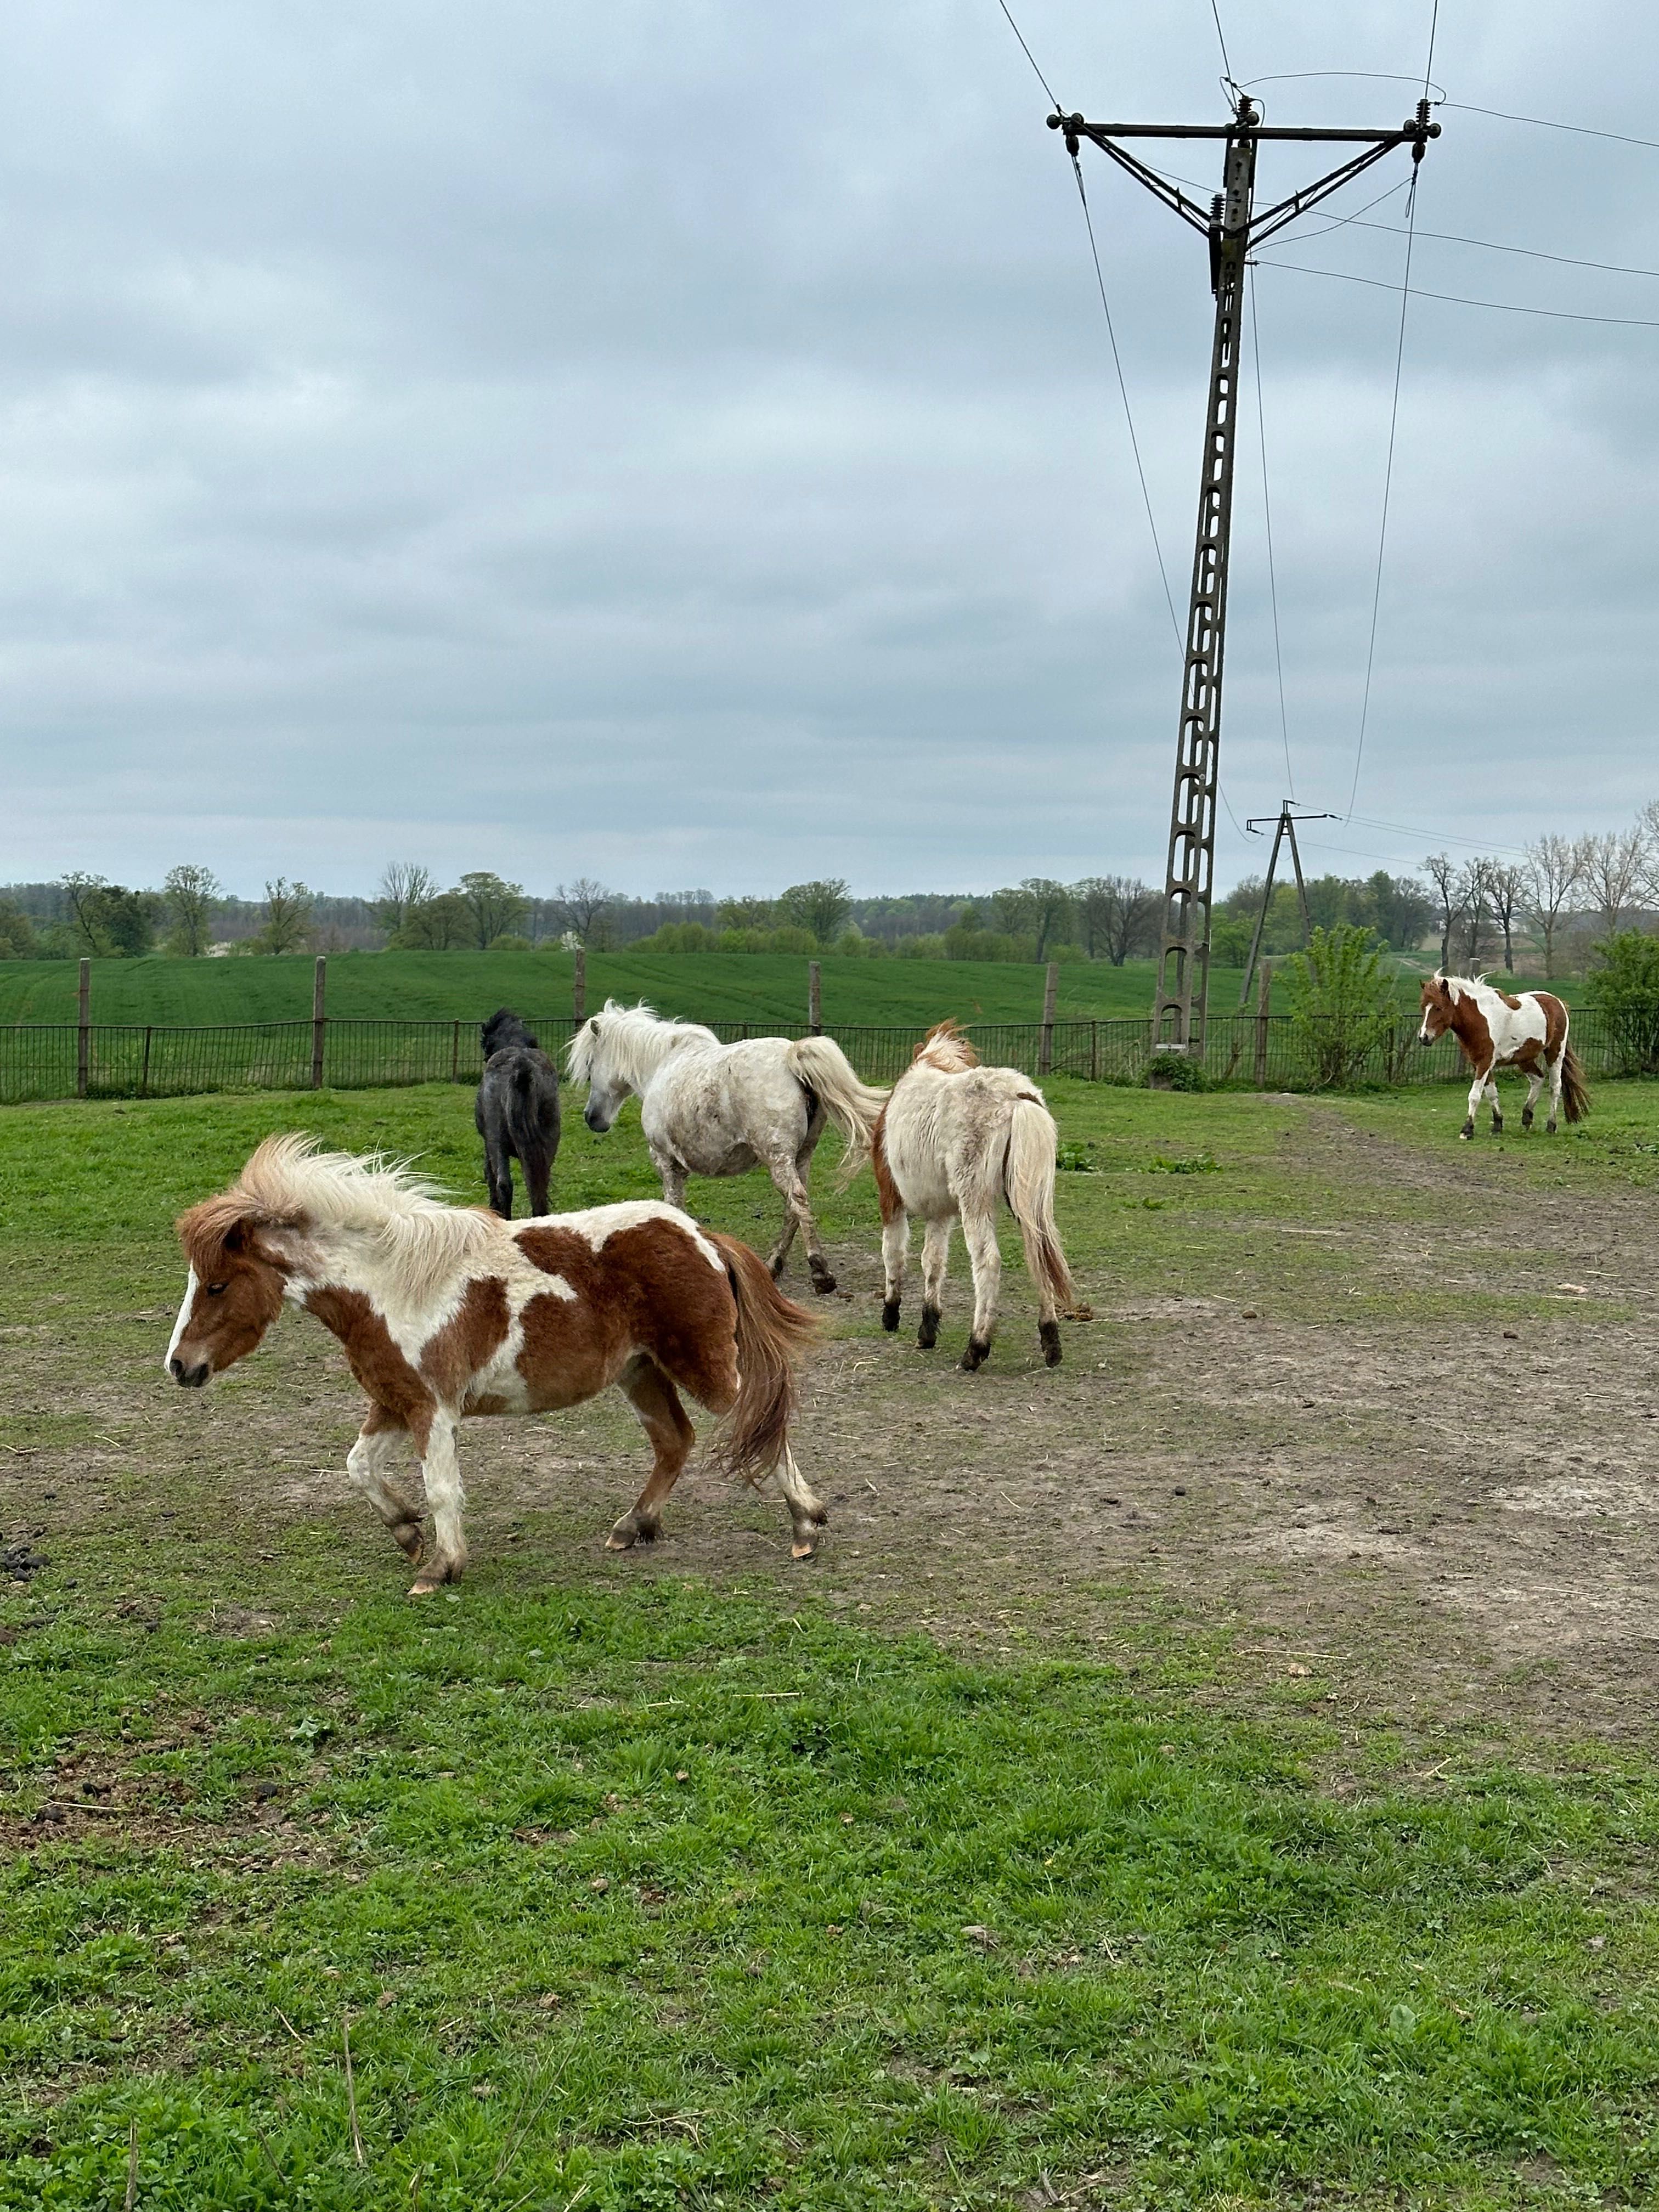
[808,961,822,1036]
[311,957,327,1089]
[76,957,90,1098]
[1039,960,1058,1076]
[1051,95,1437,1056]
[572,946,586,1025]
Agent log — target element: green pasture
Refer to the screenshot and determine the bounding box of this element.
[0,947,1575,1032]
[3,1082,1658,2207]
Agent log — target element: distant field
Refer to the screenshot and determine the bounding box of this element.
[0,949,1576,1031]
[0,951,1189,1029]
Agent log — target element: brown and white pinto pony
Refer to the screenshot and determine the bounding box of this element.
[166,1136,825,1593]
[860,1022,1074,1372]
[1418,973,1589,1139]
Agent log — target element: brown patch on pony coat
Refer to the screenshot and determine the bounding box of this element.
[303,1286,437,1449]
[420,1276,511,1400]
[171,1198,290,1373]
[512,1218,743,1415]
[869,1108,902,1226]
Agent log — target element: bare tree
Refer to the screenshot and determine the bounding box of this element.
[1579,826,1647,939]
[376,862,438,939]
[1422,853,1465,972]
[162,864,221,957]
[553,878,618,946]
[59,870,111,956]
[1455,858,1496,972]
[1075,876,1158,964]
[1486,861,1525,973]
[1521,834,1583,979]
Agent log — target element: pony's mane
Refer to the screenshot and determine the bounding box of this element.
[912,1019,979,1073]
[566,999,719,1088]
[1436,973,1487,1005]
[187,1134,498,1302]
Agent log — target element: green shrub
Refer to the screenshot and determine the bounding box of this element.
[1586,931,1659,1074]
[1285,923,1395,1089]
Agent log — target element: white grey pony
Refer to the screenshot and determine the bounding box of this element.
[567,1001,888,1294]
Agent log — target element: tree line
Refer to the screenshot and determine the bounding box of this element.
[2,810,1655,967]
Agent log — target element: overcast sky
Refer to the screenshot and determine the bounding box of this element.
[0,1,1654,899]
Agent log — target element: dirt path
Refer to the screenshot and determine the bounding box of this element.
[5,1098,1658,1745]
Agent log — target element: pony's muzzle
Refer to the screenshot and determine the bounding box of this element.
[583,1105,612,1133]
[169,1353,210,1388]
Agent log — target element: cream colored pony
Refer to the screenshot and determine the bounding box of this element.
[862,1022,1073,1370]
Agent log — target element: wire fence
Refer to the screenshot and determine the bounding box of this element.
[0,1006,1638,1105]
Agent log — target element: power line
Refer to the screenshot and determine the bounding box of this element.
[1246,269,1294,801]
[1256,256,1659,329]
[1296,214,1659,284]
[1444,101,1659,154]
[1068,155,1185,651]
[1207,0,1236,90]
[1345,0,1437,824]
[992,0,1058,106]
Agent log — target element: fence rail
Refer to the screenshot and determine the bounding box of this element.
[0,1006,1634,1105]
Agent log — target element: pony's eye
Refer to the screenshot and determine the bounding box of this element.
[205,1282,228,1296]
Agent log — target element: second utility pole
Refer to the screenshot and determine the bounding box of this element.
[1052,90,1437,1057]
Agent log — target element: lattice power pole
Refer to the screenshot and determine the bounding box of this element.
[1051,93,1437,1054]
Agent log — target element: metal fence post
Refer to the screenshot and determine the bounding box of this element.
[311,957,327,1090]
[451,1019,461,1082]
[76,957,90,1098]
[808,961,821,1035]
[1039,961,1057,1077]
[1090,1019,1099,1082]
[1254,960,1271,1088]
[573,947,586,1025]
[140,1025,153,1098]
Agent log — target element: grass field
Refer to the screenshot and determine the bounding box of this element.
[4,1079,1658,2207]
[0,949,1579,1031]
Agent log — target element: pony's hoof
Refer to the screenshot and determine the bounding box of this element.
[961,1338,990,1372]
[1491,1121,1504,1137]
[917,1303,941,1351]
[1039,1320,1062,1367]
[1459,1125,1474,1142]
[1546,1121,1558,1135]
[810,1271,839,1296]
[881,1300,901,1333]
[408,1576,444,1599]
[791,1534,819,1560]
[768,1255,787,1282]
[392,1521,425,1565]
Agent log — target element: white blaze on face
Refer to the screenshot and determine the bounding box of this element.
[165,1268,199,1373]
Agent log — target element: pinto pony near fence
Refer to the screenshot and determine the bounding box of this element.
[567,1001,888,1293]
[1418,973,1590,1139]
[860,1021,1074,1371]
[165,1136,826,1591]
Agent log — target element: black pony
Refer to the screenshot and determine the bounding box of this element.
[476,1008,562,1218]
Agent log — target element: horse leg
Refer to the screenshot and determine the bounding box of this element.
[607,1356,695,1550]
[765,1160,802,1280]
[1486,1073,1503,1136]
[1547,1053,1564,1135]
[881,1206,909,1333]
[771,1442,829,1561]
[408,1411,467,1596]
[1460,1063,1487,1141]
[484,1135,514,1218]
[651,1148,689,1214]
[773,1144,836,1295]
[1521,1070,1544,1131]
[346,1405,425,1565]
[917,1216,951,1351]
[959,1207,1002,1372]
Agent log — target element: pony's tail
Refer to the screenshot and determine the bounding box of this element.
[783,1036,888,1173]
[707,1233,820,1486]
[1005,1098,1074,1313]
[505,1062,557,1214]
[1560,1042,1591,1124]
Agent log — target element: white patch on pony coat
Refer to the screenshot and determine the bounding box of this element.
[165,1268,199,1372]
